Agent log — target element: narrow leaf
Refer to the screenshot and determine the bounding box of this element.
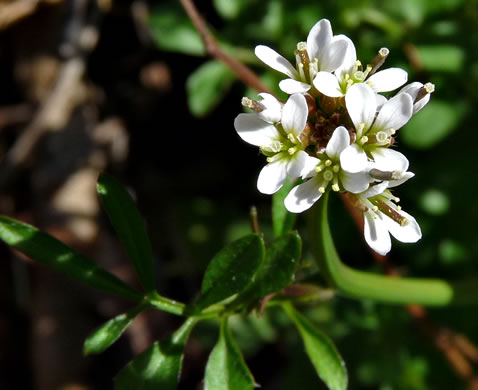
[0,216,141,301]
[197,234,265,310]
[97,173,155,292]
[84,302,148,355]
[272,178,297,237]
[283,302,347,390]
[186,60,236,117]
[204,318,255,390]
[238,232,301,302]
[115,317,196,390]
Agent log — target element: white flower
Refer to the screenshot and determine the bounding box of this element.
[313,44,408,98]
[340,83,413,175]
[398,81,435,114]
[357,182,421,255]
[255,19,349,94]
[234,93,314,194]
[284,126,372,213]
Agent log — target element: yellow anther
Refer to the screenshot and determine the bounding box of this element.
[394,197,400,203]
[325,159,332,167]
[332,165,340,173]
[397,206,402,211]
[400,217,409,227]
[360,136,369,144]
[318,187,326,194]
[390,128,396,135]
[315,165,323,173]
[288,147,297,155]
[332,184,340,192]
[373,206,379,212]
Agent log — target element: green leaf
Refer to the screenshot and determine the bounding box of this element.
[213,0,248,19]
[115,317,196,390]
[238,232,301,302]
[272,178,297,237]
[149,6,205,56]
[416,45,465,72]
[84,302,148,355]
[309,193,454,306]
[97,173,155,292]
[401,100,467,149]
[197,234,265,310]
[0,216,141,301]
[186,60,236,117]
[204,318,255,390]
[283,302,347,390]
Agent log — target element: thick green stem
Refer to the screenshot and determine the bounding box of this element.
[309,192,454,306]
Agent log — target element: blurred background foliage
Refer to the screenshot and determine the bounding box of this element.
[0,0,477,389]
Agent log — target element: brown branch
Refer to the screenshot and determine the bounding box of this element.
[179,0,272,95]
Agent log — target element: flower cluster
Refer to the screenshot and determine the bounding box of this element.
[234,19,435,255]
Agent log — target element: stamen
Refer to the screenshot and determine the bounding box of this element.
[415,82,435,103]
[241,97,265,112]
[298,63,307,82]
[332,176,339,191]
[288,146,297,155]
[287,133,298,143]
[315,164,325,173]
[368,47,389,77]
[358,136,369,145]
[357,122,366,139]
[332,164,340,173]
[325,159,332,167]
[266,153,282,163]
[270,141,283,153]
[318,186,326,194]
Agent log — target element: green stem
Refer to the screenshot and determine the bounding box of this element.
[309,192,454,306]
[147,291,187,316]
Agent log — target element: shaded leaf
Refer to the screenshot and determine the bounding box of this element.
[204,318,255,390]
[115,318,196,390]
[84,303,147,355]
[186,60,236,117]
[272,177,297,237]
[213,0,248,20]
[149,6,205,56]
[283,303,347,390]
[197,234,265,310]
[416,45,465,72]
[401,100,467,149]
[238,232,301,302]
[0,216,141,301]
[97,173,155,292]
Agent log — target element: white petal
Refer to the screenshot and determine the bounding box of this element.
[318,37,350,72]
[360,181,388,199]
[284,178,323,213]
[257,161,287,194]
[301,156,321,179]
[366,68,408,92]
[398,82,430,114]
[282,94,308,137]
[376,94,388,110]
[326,126,350,159]
[373,93,413,132]
[313,72,343,97]
[341,171,371,194]
[340,144,368,173]
[371,148,409,173]
[388,171,415,188]
[383,210,422,243]
[257,93,283,123]
[335,37,357,80]
[234,113,279,147]
[286,150,310,179]
[364,213,391,256]
[279,79,311,94]
[307,19,332,61]
[255,45,298,78]
[345,83,377,132]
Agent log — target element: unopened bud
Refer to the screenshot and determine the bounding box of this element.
[368,47,389,77]
[369,169,402,181]
[241,97,265,112]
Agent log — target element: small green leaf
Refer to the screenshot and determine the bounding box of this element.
[204,318,255,390]
[97,173,155,292]
[401,100,467,149]
[197,234,265,310]
[283,303,347,390]
[84,302,148,355]
[115,317,196,390]
[416,45,465,72]
[0,216,141,301]
[213,0,248,19]
[186,60,236,117]
[272,178,297,237]
[238,232,301,302]
[149,6,205,56]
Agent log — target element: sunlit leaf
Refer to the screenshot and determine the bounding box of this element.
[186,60,236,117]
[197,234,265,310]
[272,178,297,237]
[115,318,196,390]
[283,302,347,390]
[204,318,255,390]
[0,216,141,301]
[97,173,155,292]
